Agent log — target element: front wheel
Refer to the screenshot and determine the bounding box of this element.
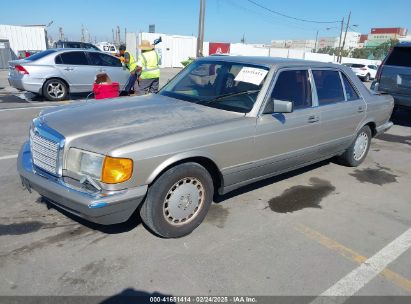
[338,125,372,167]
[140,162,214,238]
[363,74,370,82]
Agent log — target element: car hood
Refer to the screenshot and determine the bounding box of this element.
[40,94,243,154]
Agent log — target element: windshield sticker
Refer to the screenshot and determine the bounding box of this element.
[234,67,268,86]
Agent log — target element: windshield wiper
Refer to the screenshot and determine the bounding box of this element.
[201,90,260,104]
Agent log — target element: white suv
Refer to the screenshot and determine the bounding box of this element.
[344,63,377,82]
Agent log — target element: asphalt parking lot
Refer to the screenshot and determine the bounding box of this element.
[0,68,410,301]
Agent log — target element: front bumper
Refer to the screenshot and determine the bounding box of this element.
[17,141,147,225]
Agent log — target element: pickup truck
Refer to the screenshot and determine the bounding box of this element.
[18,56,394,238]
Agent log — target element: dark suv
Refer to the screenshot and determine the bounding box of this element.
[371,42,411,110]
[52,40,100,51]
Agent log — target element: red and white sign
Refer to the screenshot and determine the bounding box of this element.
[209,42,231,55]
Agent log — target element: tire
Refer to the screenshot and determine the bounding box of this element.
[140,162,214,238]
[364,73,370,82]
[42,78,68,101]
[338,125,372,167]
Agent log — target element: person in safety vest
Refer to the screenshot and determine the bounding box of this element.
[135,40,161,95]
[118,44,139,95]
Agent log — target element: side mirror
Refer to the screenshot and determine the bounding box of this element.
[264,99,293,114]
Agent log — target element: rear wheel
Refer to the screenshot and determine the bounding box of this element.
[140,162,214,238]
[338,125,372,167]
[43,78,68,101]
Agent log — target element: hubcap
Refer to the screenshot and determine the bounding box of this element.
[163,177,205,225]
[47,82,64,98]
[353,132,369,161]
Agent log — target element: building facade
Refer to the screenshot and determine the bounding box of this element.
[365,27,408,47]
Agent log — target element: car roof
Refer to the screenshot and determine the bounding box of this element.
[49,48,102,53]
[197,55,342,69]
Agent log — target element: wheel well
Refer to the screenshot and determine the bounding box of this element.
[42,77,70,95]
[365,121,377,137]
[151,157,223,193]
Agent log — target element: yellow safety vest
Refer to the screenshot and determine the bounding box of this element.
[126,51,138,72]
[138,50,160,79]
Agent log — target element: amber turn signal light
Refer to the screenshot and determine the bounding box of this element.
[101,156,133,184]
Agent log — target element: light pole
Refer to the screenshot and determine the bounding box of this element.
[196,0,206,57]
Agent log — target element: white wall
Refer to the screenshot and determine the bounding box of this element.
[138,32,197,68]
[132,32,380,67]
[0,25,47,59]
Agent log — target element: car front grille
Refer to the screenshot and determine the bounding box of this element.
[30,131,61,176]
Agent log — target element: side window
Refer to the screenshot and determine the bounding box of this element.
[55,55,63,64]
[341,73,360,101]
[271,70,312,110]
[312,70,345,105]
[88,52,121,67]
[59,52,88,65]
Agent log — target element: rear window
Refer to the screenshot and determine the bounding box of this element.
[385,47,411,67]
[351,64,365,68]
[312,70,345,105]
[25,49,56,61]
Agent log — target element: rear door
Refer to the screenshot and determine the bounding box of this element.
[379,46,411,96]
[54,51,96,93]
[86,52,129,90]
[312,69,366,156]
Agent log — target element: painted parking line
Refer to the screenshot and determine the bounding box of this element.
[0,154,18,160]
[0,105,56,112]
[295,224,411,300]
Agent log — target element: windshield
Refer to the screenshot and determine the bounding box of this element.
[25,49,56,61]
[159,60,270,113]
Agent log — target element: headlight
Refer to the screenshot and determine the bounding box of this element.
[66,148,104,179]
[66,148,133,184]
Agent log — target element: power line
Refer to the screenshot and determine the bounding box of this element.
[246,0,341,24]
[225,0,321,32]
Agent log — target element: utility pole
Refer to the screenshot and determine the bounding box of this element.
[241,33,246,44]
[340,11,351,63]
[314,30,319,52]
[59,27,64,41]
[196,0,206,57]
[337,18,344,63]
[81,24,85,42]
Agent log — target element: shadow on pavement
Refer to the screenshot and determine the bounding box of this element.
[100,288,175,304]
[391,108,411,128]
[40,197,144,235]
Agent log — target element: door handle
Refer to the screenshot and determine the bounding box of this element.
[357,106,365,113]
[64,67,74,71]
[308,115,320,123]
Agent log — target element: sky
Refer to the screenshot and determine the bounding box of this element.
[2,0,411,43]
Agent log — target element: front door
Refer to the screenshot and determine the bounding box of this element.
[253,68,322,178]
[86,52,130,90]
